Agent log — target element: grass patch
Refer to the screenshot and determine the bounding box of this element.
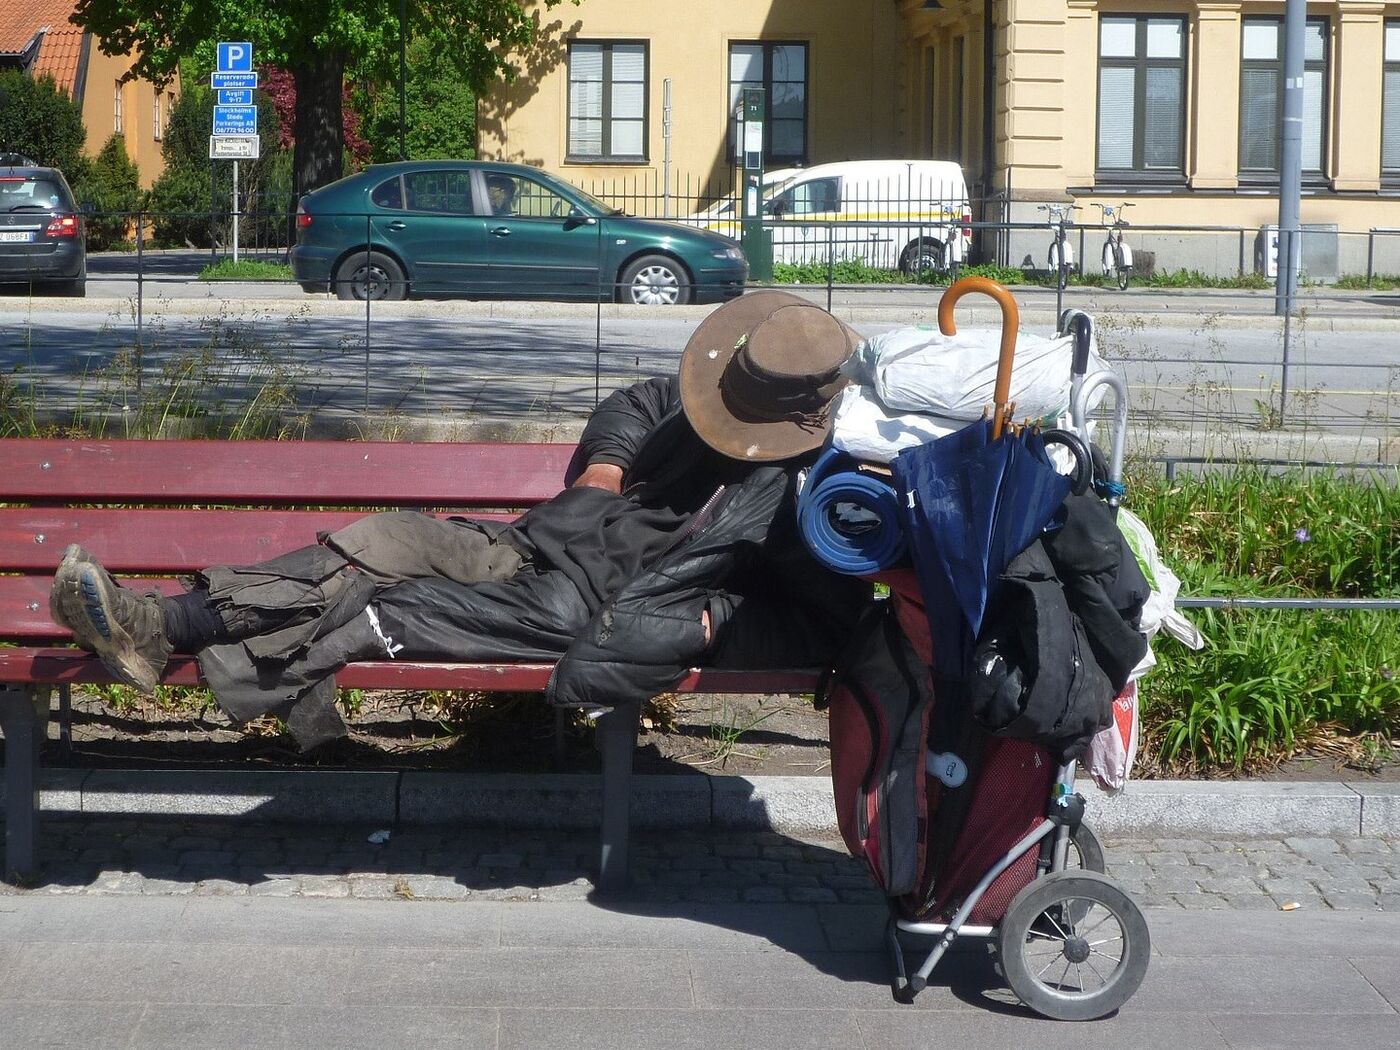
[1128,466,1400,773]
[197,259,293,282]
[1334,273,1400,291]
[769,260,1275,290]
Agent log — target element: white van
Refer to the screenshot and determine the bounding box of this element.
[689,168,801,241]
[762,160,971,273]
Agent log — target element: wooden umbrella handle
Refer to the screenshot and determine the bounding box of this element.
[937,276,1021,438]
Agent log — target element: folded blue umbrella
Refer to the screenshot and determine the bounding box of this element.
[889,416,1073,878]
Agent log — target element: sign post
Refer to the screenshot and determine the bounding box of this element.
[738,87,770,281]
[209,42,259,264]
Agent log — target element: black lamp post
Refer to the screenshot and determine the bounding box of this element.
[398,0,407,160]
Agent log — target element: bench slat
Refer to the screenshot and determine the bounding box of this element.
[0,508,516,574]
[2,576,189,639]
[0,649,822,695]
[0,439,575,506]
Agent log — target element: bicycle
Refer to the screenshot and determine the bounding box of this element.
[1038,204,1077,290]
[1093,202,1135,290]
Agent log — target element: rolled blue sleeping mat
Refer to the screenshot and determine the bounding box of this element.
[798,448,907,575]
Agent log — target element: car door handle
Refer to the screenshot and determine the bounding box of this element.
[387,221,407,231]
[490,226,512,237]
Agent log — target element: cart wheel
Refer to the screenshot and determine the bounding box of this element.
[1069,821,1107,874]
[996,871,1149,1021]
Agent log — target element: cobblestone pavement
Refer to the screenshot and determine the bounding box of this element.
[3,817,1398,911]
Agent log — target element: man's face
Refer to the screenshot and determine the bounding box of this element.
[488,182,512,211]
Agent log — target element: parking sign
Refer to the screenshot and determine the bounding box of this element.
[217,42,253,72]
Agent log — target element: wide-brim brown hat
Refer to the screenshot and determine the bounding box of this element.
[679,291,863,461]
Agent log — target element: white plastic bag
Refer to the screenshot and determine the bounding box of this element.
[1086,682,1141,797]
[1086,508,1206,794]
[1117,507,1205,655]
[843,325,1112,424]
[829,385,961,464]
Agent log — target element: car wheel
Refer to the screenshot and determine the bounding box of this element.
[618,254,691,306]
[334,251,407,301]
[900,238,946,276]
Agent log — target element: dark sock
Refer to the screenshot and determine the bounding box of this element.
[160,589,228,653]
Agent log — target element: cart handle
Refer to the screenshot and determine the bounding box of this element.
[938,276,1020,438]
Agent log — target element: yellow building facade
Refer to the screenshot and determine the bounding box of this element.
[0,1,176,187]
[482,0,1400,275]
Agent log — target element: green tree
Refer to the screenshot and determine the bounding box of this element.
[75,133,141,249]
[71,1,572,197]
[357,35,477,162]
[0,70,87,175]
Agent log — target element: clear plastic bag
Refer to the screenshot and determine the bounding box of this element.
[842,325,1111,424]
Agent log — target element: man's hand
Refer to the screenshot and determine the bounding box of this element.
[571,462,624,494]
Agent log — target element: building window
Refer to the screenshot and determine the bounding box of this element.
[1239,17,1329,176]
[113,81,123,134]
[1096,16,1186,175]
[152,94,162,140]
[567,41,647,162]
[1384,22,1400,174]
[728,42,808,166]
[167,92,176,136]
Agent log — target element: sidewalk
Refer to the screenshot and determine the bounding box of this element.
[0,819,1397,1049]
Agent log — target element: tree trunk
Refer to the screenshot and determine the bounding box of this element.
[292,49,346,198]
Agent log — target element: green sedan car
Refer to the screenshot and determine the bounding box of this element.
[290,161,748,305]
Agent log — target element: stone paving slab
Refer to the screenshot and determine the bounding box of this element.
[1,897,1397,1050]
[2,817,1397,912]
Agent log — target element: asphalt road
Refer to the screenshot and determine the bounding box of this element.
[4,294,1396,438]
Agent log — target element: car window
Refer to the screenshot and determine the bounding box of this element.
[370,177,403,210]
[0,176,71,212]
[768,177,840,217]
[403,171,475,214]
[485,173,574,220]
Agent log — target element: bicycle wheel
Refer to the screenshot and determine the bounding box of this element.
[1049,241,1069,290]
[1114,244,1131,290]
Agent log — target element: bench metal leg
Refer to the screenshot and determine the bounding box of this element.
[0,686,50,882]
[595,702,640,894]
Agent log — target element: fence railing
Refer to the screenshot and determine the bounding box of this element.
[5,205,1399,444]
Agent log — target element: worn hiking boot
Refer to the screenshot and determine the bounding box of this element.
[49,544,172,693]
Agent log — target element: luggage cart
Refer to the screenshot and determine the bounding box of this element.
[885,300,1149,1022]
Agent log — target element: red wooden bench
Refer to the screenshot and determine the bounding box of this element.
[0,438,821,888]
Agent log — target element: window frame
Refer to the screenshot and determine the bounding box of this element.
[113,81,123,135]
[1093,14,1188,185]
[1238,16,1331,182]
[565,40,649,165]
[1383,20,1400,179]
[726,40,810,167]
[152,93,162,140]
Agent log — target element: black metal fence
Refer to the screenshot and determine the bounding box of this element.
[3,203,1398,451]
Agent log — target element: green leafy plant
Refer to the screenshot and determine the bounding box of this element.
[75,134,142,250]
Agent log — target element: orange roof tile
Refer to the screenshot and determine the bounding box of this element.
[0,0,86,98]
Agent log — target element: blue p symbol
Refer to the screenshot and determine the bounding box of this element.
[218,42,253,71]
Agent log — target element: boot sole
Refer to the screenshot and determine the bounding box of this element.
[52,547,160,693]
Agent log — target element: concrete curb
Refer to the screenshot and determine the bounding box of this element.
[7,770,1398,838]
[16,289,1400,331]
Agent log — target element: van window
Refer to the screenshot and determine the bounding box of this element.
[767,176,840,216]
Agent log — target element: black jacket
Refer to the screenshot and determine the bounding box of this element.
[546,377,873,709]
